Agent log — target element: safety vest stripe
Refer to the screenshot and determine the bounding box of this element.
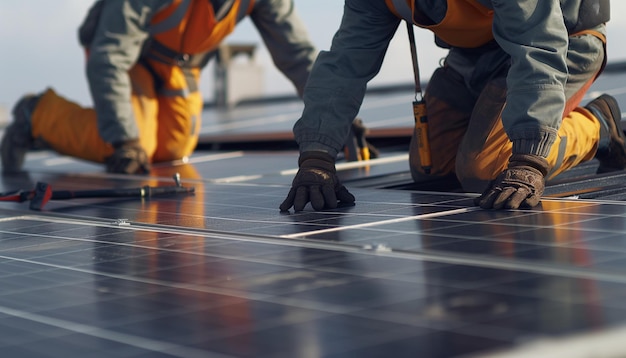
[215,0,252,21]
[150,0,251,35]
[390,0,412,22]
[150,0,193,35]
[237,0,252,21]
[215,0,235,19]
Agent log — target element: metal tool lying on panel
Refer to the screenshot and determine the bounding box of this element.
[0,173,195,210]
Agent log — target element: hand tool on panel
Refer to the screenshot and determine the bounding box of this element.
[0,173,194,210]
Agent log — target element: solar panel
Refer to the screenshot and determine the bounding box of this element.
[0,68,625,357]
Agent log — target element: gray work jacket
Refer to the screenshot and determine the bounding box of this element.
[80,0,316,145]
[294,0,608,159]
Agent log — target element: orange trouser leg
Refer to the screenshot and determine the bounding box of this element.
[412,32,605,193]
[30,64,159,163]
[31,88,113,163]
[153,90,203,162]
[453,77,600,193]
[148,63,204,163]
[411,71,601,193]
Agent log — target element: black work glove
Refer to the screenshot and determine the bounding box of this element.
[280,151,355,212]
[474,154,550,210]
[105,140,151,175]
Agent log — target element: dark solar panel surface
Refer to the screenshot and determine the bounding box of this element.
[0,68,625,357]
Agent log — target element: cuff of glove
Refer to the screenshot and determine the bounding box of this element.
[510,131,557,158]
[508,154,550,176]
[298,151,336,172]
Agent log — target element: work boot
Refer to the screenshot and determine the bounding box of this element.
[586,94,626,173]
[1,94,41,173]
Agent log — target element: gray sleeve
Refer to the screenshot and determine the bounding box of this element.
[293,0,400,157]
[491,0,569,157]
[85,0,170,145]
[249,0,318,97]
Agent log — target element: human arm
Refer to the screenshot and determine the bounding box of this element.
[249,0,317,97]
[83,0,170,145]
[280,0,400,211]
[475,0,569,209]
[490,0,568,158]
[293,0,400,158]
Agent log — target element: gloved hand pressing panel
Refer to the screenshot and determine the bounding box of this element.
[105,139,151,175]
[474,154,550,210]
[280,151,355,212]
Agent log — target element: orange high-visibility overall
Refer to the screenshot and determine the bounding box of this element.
[386,0,607,190]
[31,0,254,164]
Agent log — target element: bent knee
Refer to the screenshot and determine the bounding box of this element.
[456,155,499,194]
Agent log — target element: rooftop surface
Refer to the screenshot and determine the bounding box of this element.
[0,64,626,357]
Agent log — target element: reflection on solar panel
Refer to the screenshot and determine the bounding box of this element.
[0,66,625,357]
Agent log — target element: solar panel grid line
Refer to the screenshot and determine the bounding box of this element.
[0,231,498,342]
[0,305,225,358]
[1,187,623,232]
[0,214,464,267]
[0,217,439,280]
[3,186,624,256]
[280,207,479,238]
[276,154,409,177]
[3,210,626,286]
[0,72,624,357]
[0,252,295,307]
[430,205,626,230]
[1,213,620,356]
[152,152,246,167]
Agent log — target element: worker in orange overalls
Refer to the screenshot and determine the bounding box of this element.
[1,0,317,174]
[279,0,624,212]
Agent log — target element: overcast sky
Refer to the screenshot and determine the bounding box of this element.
[1,1,626,118]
